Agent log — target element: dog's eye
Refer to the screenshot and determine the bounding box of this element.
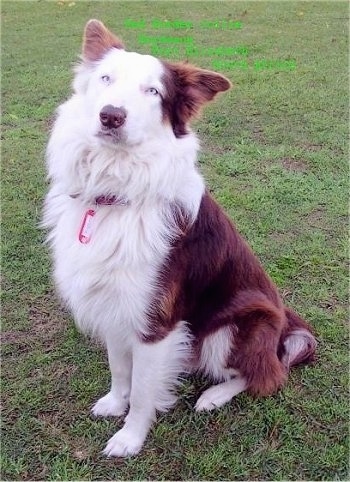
[101,75,111,84]
[146,87,159,96]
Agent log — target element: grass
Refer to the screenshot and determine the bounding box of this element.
[1,1,349,480]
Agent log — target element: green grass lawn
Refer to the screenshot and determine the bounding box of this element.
[1,1,349,480]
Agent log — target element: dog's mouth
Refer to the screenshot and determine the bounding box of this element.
[96,127,126,144]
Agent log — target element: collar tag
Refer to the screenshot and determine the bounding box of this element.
[78,209,96,244]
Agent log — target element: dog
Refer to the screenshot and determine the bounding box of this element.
[42,19,317,457]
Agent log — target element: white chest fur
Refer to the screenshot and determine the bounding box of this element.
[46,194,174,343]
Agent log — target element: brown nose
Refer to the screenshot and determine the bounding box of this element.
[99,105,127,129]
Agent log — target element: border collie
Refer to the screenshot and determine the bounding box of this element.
[43,19,316,457]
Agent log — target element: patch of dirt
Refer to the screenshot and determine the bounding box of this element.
[2,293,69,353]
[306,207,329,229]
[44,115,56,131]
[73,449,91,461]
[251,125,266,144]
[307,207,324,220]
[301,142,323,152]
[202,144,233,155]
[268,231,298,243]
[280,157,308,172]
[319,296,345,313]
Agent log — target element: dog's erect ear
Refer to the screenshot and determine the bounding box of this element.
[162,62,232,137]
[82,19,124,62]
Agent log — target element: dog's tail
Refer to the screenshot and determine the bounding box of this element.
[280,308,317,369]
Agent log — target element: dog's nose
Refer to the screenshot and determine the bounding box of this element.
[99,105,127,129]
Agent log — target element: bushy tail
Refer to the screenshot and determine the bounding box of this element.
[281,308,317,369]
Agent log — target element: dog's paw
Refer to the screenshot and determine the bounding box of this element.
[103,428,144,457]
[195,394,218,412]
[91,392,128,417]
[195,385,228,412]
[195,378,246,412]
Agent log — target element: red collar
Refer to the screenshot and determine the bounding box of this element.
[94,195,129,206]
[70,193,129,206]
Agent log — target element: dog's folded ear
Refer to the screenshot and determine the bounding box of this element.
[162,62,232,137]
[166,62,231,101]
[83,19,124,62]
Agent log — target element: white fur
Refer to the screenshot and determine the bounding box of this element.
[102,321,192,457]
[195,326,245,411]
[43,47,204,456]
[198,326,239,381]
[92,338,132,417]
[282,329,316,368]
[195,377,247,412]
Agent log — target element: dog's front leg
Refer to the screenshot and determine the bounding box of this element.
[92,339,132,417]
[103,322,191,457]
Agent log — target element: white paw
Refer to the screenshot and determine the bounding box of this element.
[91,392,128,417]
[195,385,229,412]
[103,428,144,457]
[195,378,247,412]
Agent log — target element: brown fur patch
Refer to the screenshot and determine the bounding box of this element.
[83,19,124,62]
[157,281,181,322]
[146,192,315,396]
[227,291,287,396]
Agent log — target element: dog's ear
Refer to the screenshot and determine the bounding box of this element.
[165,61,231,102]
[83,19,124,62]
[162,62,232,137]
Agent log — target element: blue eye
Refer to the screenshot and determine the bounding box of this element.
[101,75,111,84]
[147,87,159,96]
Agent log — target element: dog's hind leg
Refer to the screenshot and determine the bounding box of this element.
[197,291,288,404]
[230,294,288,397]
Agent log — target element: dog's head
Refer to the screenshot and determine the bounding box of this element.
[74,19,231,146]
